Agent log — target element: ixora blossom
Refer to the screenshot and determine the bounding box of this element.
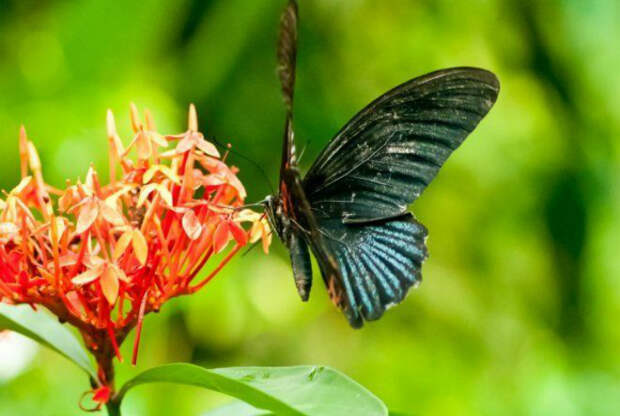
[0,104,271,409]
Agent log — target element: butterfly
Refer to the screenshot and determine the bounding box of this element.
[263,0,499,328]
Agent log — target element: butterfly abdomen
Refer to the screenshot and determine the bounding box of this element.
[288,231,312,301]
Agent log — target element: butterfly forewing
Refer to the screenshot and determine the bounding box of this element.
[271,0,499,329]
[303,67,499,222]
[277,0,298,114]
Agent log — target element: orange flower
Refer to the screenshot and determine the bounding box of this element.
[0,104,271,394]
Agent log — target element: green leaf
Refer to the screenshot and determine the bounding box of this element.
[203,401,273,416]
[118,364,388,416]
[0,303,97,380]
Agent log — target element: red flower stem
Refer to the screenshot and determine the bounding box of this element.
[162,152,189,234]
[33,232,49,270]
[139,193,160,235]
[152,217,171,259]
[131,289,149,365]
[69,233,89,278]
[116,287,125,325]
[163,227,188,291]
[180,152,195,203]
[51,226,64,295]
[93,226,111,262]
[184,246,213,288]
[106,323,122,362]
[189,244,240,293]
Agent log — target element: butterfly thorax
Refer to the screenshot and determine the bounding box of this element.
[263,194,290,244]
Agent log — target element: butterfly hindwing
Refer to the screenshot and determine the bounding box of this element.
[317,215,428,326]
[303,67,499,222]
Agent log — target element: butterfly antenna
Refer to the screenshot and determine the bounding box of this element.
[209,136,276,196]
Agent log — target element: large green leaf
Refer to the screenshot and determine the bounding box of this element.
[118,364,388,416]
[0,303,97,380]
[203,401,273,416]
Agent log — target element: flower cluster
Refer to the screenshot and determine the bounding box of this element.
[0,104,270,388]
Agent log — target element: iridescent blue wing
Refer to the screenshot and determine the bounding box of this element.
[315,215,428,326]
[304,67,499,222]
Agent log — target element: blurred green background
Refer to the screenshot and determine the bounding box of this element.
[1,0,619,415]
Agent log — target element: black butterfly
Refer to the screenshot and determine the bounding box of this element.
[263,0,499,328]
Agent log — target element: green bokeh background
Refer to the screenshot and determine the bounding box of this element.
[1,0,619,415]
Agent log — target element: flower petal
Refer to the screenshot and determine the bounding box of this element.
[100,202,125,226]
[11,176,32,195]
[213,221,230,254]
[100,266,120,305]
[131,229,148,265]
[49,217,67,243]
[229,221,248,246]
[85,166,98,192]
[235,209,262,223]
[104,184,136,207]
[58,253,78,268]
[130,103,141,133]
[149,132,168,147]
[188,104,198,132]
[197,138,221,158]
[71,265,104,286]
[143,165,180,185]
[112,264,130,283]
[226,172,247,200]
[176,135,194,154]
[137,184,157,207]
[157,149,178,159]
[27,141,41,171]
[136,131,152,159]
[113,230,133,261]
[75,199,99,234]
[83,255,105,269]
[262,231,272,254]
[58,193,71,212]
[182,210,202,240]
[201,173,227,187]
[249,220,263,244]
[155,185,173,207]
